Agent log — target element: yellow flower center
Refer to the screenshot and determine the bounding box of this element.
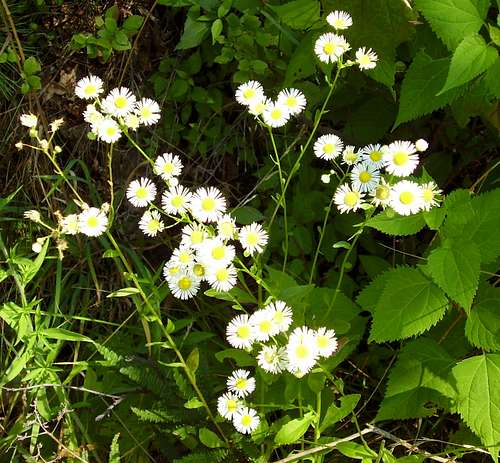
[191,230,204,244]
[393,151,408,166]
[179,252,191,264]
[271,108,282,120]
[84,84,96,96]
[215,268,229,281]
[345,152,358,162]
[114,96,128,109]
[235,378,247,390]
[201,197,216,212]
[212,246,226,260]
[169,266,180,276]
[147,220,160,232]
[344,191,359,207]
[163,162,174,173]
[264,351,276,363]
[193,263,205,277]
[227,400,238,413]
[286,96,297,107]
[220,222,234,237]
[86,216,98,228]
[106,126,117,137]
[295,344,309,359]
[359,171,372,183]
[236,325,251,339]
[317,335,329,349]
[273,312,284,324]
[246,232,259,246]
[171,196,184,208]
[140,107,152,118]
[323,42,334,55]
[135,187,148,199]
[178,277,191,290]
[359,55,371,65]
[243,88,255,99]
[323,144,334,154]
[399,191,414,205]
[259,320,272,334]
[241,415,252,427]
[370,150,382,162]
[422,189,434,202]
[376,185,390,200]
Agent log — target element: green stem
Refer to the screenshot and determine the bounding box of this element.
[308,197,334,285]
[313,391,322,463]
[107,144,115,224]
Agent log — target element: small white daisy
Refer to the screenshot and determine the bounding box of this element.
[171,246,196,268]
[83,104,104,127]
[277,88,307,115]
[190,187,226,223]
[124,113,140,130]
[313,134,344,160]
[197,238,236,268]
[248,96,271,117]
[286,327,319,377]
[262,102,290,128]
[326,11,353,30]
[181,222,207,248]
[266,300,293,334]
[102,87,137,117]
[163,259,181,280]
[371,178,392,209]
[61,214,80,235]
[235,80,264,106]
[257,345,287,374]
[217,393,242,420]
[217,214,238,240]
[127,177,157,208]
[192,262,206,280]
[384,141,419,177]
[96,118,122,143]
[389,180,424,216]
[351,162,381,193]
[78,207,108,237]
[360,144,386,169]
[75,75,104,99]
[207,264,237,292]
[334,184,364,213]
[154,153,183,180]
[249,308,276,342]
[226,314,256,350]
[355,47,378,70]
[415,139,429,152]
[420,181,442,211]
[135,98,160,126]
[20,113,38,128]
[342,145,360,166]
[227,370,256,398]
[162,185,192,215]
[315,327,338,357]
[167,272,200,300]
[238,223,268,255]
[138,210,165,237]
[314,33,350,63]
[233,407,260,435]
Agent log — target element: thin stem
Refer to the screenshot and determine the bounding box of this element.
[313,391,322,463]
[124,130,155,169]
[108,144,115,223]
[308,196,334,284]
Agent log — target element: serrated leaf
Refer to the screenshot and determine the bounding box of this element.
[376,338,456,421]
[319,394,360,433]
[394,52,462,128]
[465,284,500,351]
[425,238,480,311]
[423,207,446,230]
[414,0,483,50]
[366,210,426,236]
[452,354,500,462]
[356,269,392,313]
[269,0,320,30]
[370,267,449,342]
[274,412,314,445]
[439,34,498,94]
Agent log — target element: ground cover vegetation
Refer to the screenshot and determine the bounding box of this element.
[1,0,500,461]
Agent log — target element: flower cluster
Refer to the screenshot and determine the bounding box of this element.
[315,136,442,215]
[314,11,378,70]
[217,370,260,434]
[226,300,338,377]
[235,81,306,128]
[75,75,161,143]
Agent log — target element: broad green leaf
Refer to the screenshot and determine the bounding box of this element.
[41,328,93,342]
[231,206,264,224]
[107,287,140,298]
[274,412,314,445]
[204,287,256,304]
[356,270,392,313]
[199,427,224,448]
[440,34,498,94]
[211,18,223,43]
[425,238,480,311]
[123,15,144,32]
[452,354,500,462]
[376,338,456,421]
[336,442,377,459]
[186,348,199,375]
[215,348,255,366]
[414,0,483,50]
[394,52,462,128]
[176,14,210,50]
[319,394,360,433]
[370,267,449,342]
[465,284,500,351]
[269,0,320,30]
[423,207,446,230]
[23,56,41,75]
[284,33,316,85]
[366,210,426,236]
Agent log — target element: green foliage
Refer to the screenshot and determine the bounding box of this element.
[365,211,427,236]
[274,412,315,445]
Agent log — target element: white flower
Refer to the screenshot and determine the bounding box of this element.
[342,145,360,166]
[226,314,255,349]
[248,96,271,117]
[415,139,429,152]
[75,75,104,99]
[315,327,338,357]
[217,214,238,240]
[162,185,192,215]
[389,180,423,216]
[127,178,157,208]
[181,222,206,248]
[83,104,104,127]
[20,113,38,128]
[135,98,160,126]
[384,141,419,177]
[420,181,442,211]
[190,187,226,223]
[24,210,41,223]
[371,178,392,209]
[314,134,344,160]
[197,238,235,268]
[235,80,264,106]
[314,33,350,63]
[207,264,237,292]
[286,327,319,376]
[227,370,256,398]
[32,242,43,253]
[355,47,378,70]
[154,153,183,180]
[217,393,242,420]
[163,259,181,280]
[102,87,136,117]
[321,174,331,184]
[78,207,108,237]
[257,345,287,374]
[360,144,386,169]
[277,88,307,115]
[233,407,260,435]
[326,10,352,30]
[124,113,140,130]
[139,210,165,237]
[167,272,200,299]
[249,308,276,342]
[192,262,206,280]
[96,118,122,143]
[262,102,290,128]
[171,246,196,268]
[266,300,293,334]
[334,184,364,213]
[239,223,268,255]
[61,214,80,235]
[351,162,381,193]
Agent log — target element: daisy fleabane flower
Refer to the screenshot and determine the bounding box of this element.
[207,264,237,292]
[217,393,242,420]
[415,139,429,152]
[83,104,104,126]
[314,134,344,160]
[384,141,419,177]
[360,144,386,169]
[351,162,381,193]
[233,407,260,435]
[277,88,307,116]
[124,113,140,130]
[314,33,350,63]
[266,300,293,334]
[263,102,290,128]
[154,152,183,180]
[420,181,442,211]
[227,370,256,398]
[197,238,235,267]
[389,180,423,216]
[226,314,255,349]
[96,118,122,143]
[235,81,264,106]
[75,75,104,99]
[356,47,378,70]
[102,87,137,117]
[162,185,192,215]
[78,207,108,237]
[139,210,165,237]
[135,98,160,126]
[61,214,80,235]
[326,11,353,30]
[127,177,157,208]
[286,327,319,377]
[171,246,195,267]
[248,96,271,117]
[217,214,238,240]
[239,223,268,255]
[371,178,392,209]
[342,145,359,166]
[181,222,206,248]
[20,113,38,128]
[315,327,338,357]
[257,345,287,374]
[249,308,276,342]
[334,184,364,213]
[167,272,200,300]
[190,187,226,223]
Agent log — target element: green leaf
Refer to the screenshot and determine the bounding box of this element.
[40,328,93,342]
[336,442,377,459]
[414,0,483,50]
[123,15,144,32]
[319,394,360,433]
[465,284,500,351]
[425,238,480,311]
[204,287,256,304]
[452,354,500,462]
[439,34,497,94]
[199,427,224,448]
[274,412,314,445]
[356,270,392,313]
[215,348,255,366]
[186,348,199,375]
[211,18,223,43]
[23,56,41,75]
[19,239,49,286]
[176,15,210,50]
[365,211,426,236]
[370,267,449,342]
[394,52,462,128]
[269,0,320,29]
[231,206,264,224]
[423,207,446,230]
[107,287,140,298]
[284,33,316,85]
[108,433,121,463]
[376,338,456,421]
